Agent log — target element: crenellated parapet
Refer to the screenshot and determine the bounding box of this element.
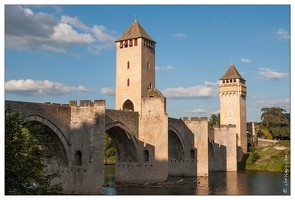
[182,117,208,122]
[69,100,106,107]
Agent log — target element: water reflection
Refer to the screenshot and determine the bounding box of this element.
[103,165,290,195]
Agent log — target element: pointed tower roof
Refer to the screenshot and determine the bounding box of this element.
[115,20,155,42]
[220,64,245,81]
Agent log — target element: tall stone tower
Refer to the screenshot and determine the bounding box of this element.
[219,64,247,161]
[115,20,168,182]
[115,19,156,116]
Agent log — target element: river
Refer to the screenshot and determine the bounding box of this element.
[103,165,290,195]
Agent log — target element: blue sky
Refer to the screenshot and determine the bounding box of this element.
[3,3,291,122]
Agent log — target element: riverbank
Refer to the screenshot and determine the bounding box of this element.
[238,140,290,172]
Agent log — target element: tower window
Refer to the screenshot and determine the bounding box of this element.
[223,80,225,83]
[120,41,123,48]
[134,39,137,46]
[124,40,128,47]
[127,61,130,69]
[190,149,195,159]
[129,39,133,47]
[234,79,236,82]
[147,61,150,69]
[74,151,82,166]
[143,150,149,162]
[149,82,152,89]
[127,78,130,86]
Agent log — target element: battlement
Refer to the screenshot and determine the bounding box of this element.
[69,100,105,107]
[182,117,208,122]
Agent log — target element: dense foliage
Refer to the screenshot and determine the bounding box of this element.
[208,113,220,127]
[5,106,62,195]
[104,134,116,164]
[258,128,273,139]
[260,107,290,139]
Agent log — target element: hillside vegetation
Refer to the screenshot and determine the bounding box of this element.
[238,140,290,172]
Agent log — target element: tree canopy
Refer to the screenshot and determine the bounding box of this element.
[208,113,220,127]
[5,106,62,194]
[260,107,290,139]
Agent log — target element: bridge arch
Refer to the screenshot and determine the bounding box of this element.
[26,115,69,166]
[168,126,185,160]
[105,121,138,162]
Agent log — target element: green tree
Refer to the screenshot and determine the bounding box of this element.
[208,113,220,127]
[5,106,62,194]
[260,107,290,139]
[258,128,273,139]
[104,134,116,164]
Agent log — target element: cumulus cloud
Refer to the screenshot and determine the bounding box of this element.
[156,65,175,70]
[185,109,207,114]
[258,67,289,80]
[172,33,187,37]
[241,58,252,63]
[5,5,117,55]
[101,87,115,95]
[5,79,92,96]
[273,28,290,39]
[253,98,290,110]
[162,81,218,99]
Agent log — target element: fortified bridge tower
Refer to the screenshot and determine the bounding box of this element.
[115,19,169,181]
[219,64,247,161]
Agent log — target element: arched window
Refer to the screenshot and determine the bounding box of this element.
[122,99,134,111]
[127,61,130,69]
[143,150,149,162]
[74,151,82,166]
[127,78,130,86]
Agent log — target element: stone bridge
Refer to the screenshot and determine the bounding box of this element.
[5,99,208,194]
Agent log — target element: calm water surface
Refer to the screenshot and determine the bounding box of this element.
[103,165,290,195]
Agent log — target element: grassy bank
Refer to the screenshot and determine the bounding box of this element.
[238,140,290,171]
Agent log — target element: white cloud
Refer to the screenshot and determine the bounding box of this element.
[155,66,160,70]
[241,58,252,63]
[204,81,219,87]
[61,15,90,31]
[253,98,290,110]
[162,81,218,99]
[172,33,187,37]
[5,79,92,96]
[258,67,289,80]
[101,87,115,95]
[5,5,117,55]
[161,65,175,70]
[50,23,95,44]
[185,109,207,114]
[274,28,290,39]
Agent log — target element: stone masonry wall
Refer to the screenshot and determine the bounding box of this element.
[209,125,237,171]
[184,117,209,176]
[137,96,168,182]
[60,100,106,194]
